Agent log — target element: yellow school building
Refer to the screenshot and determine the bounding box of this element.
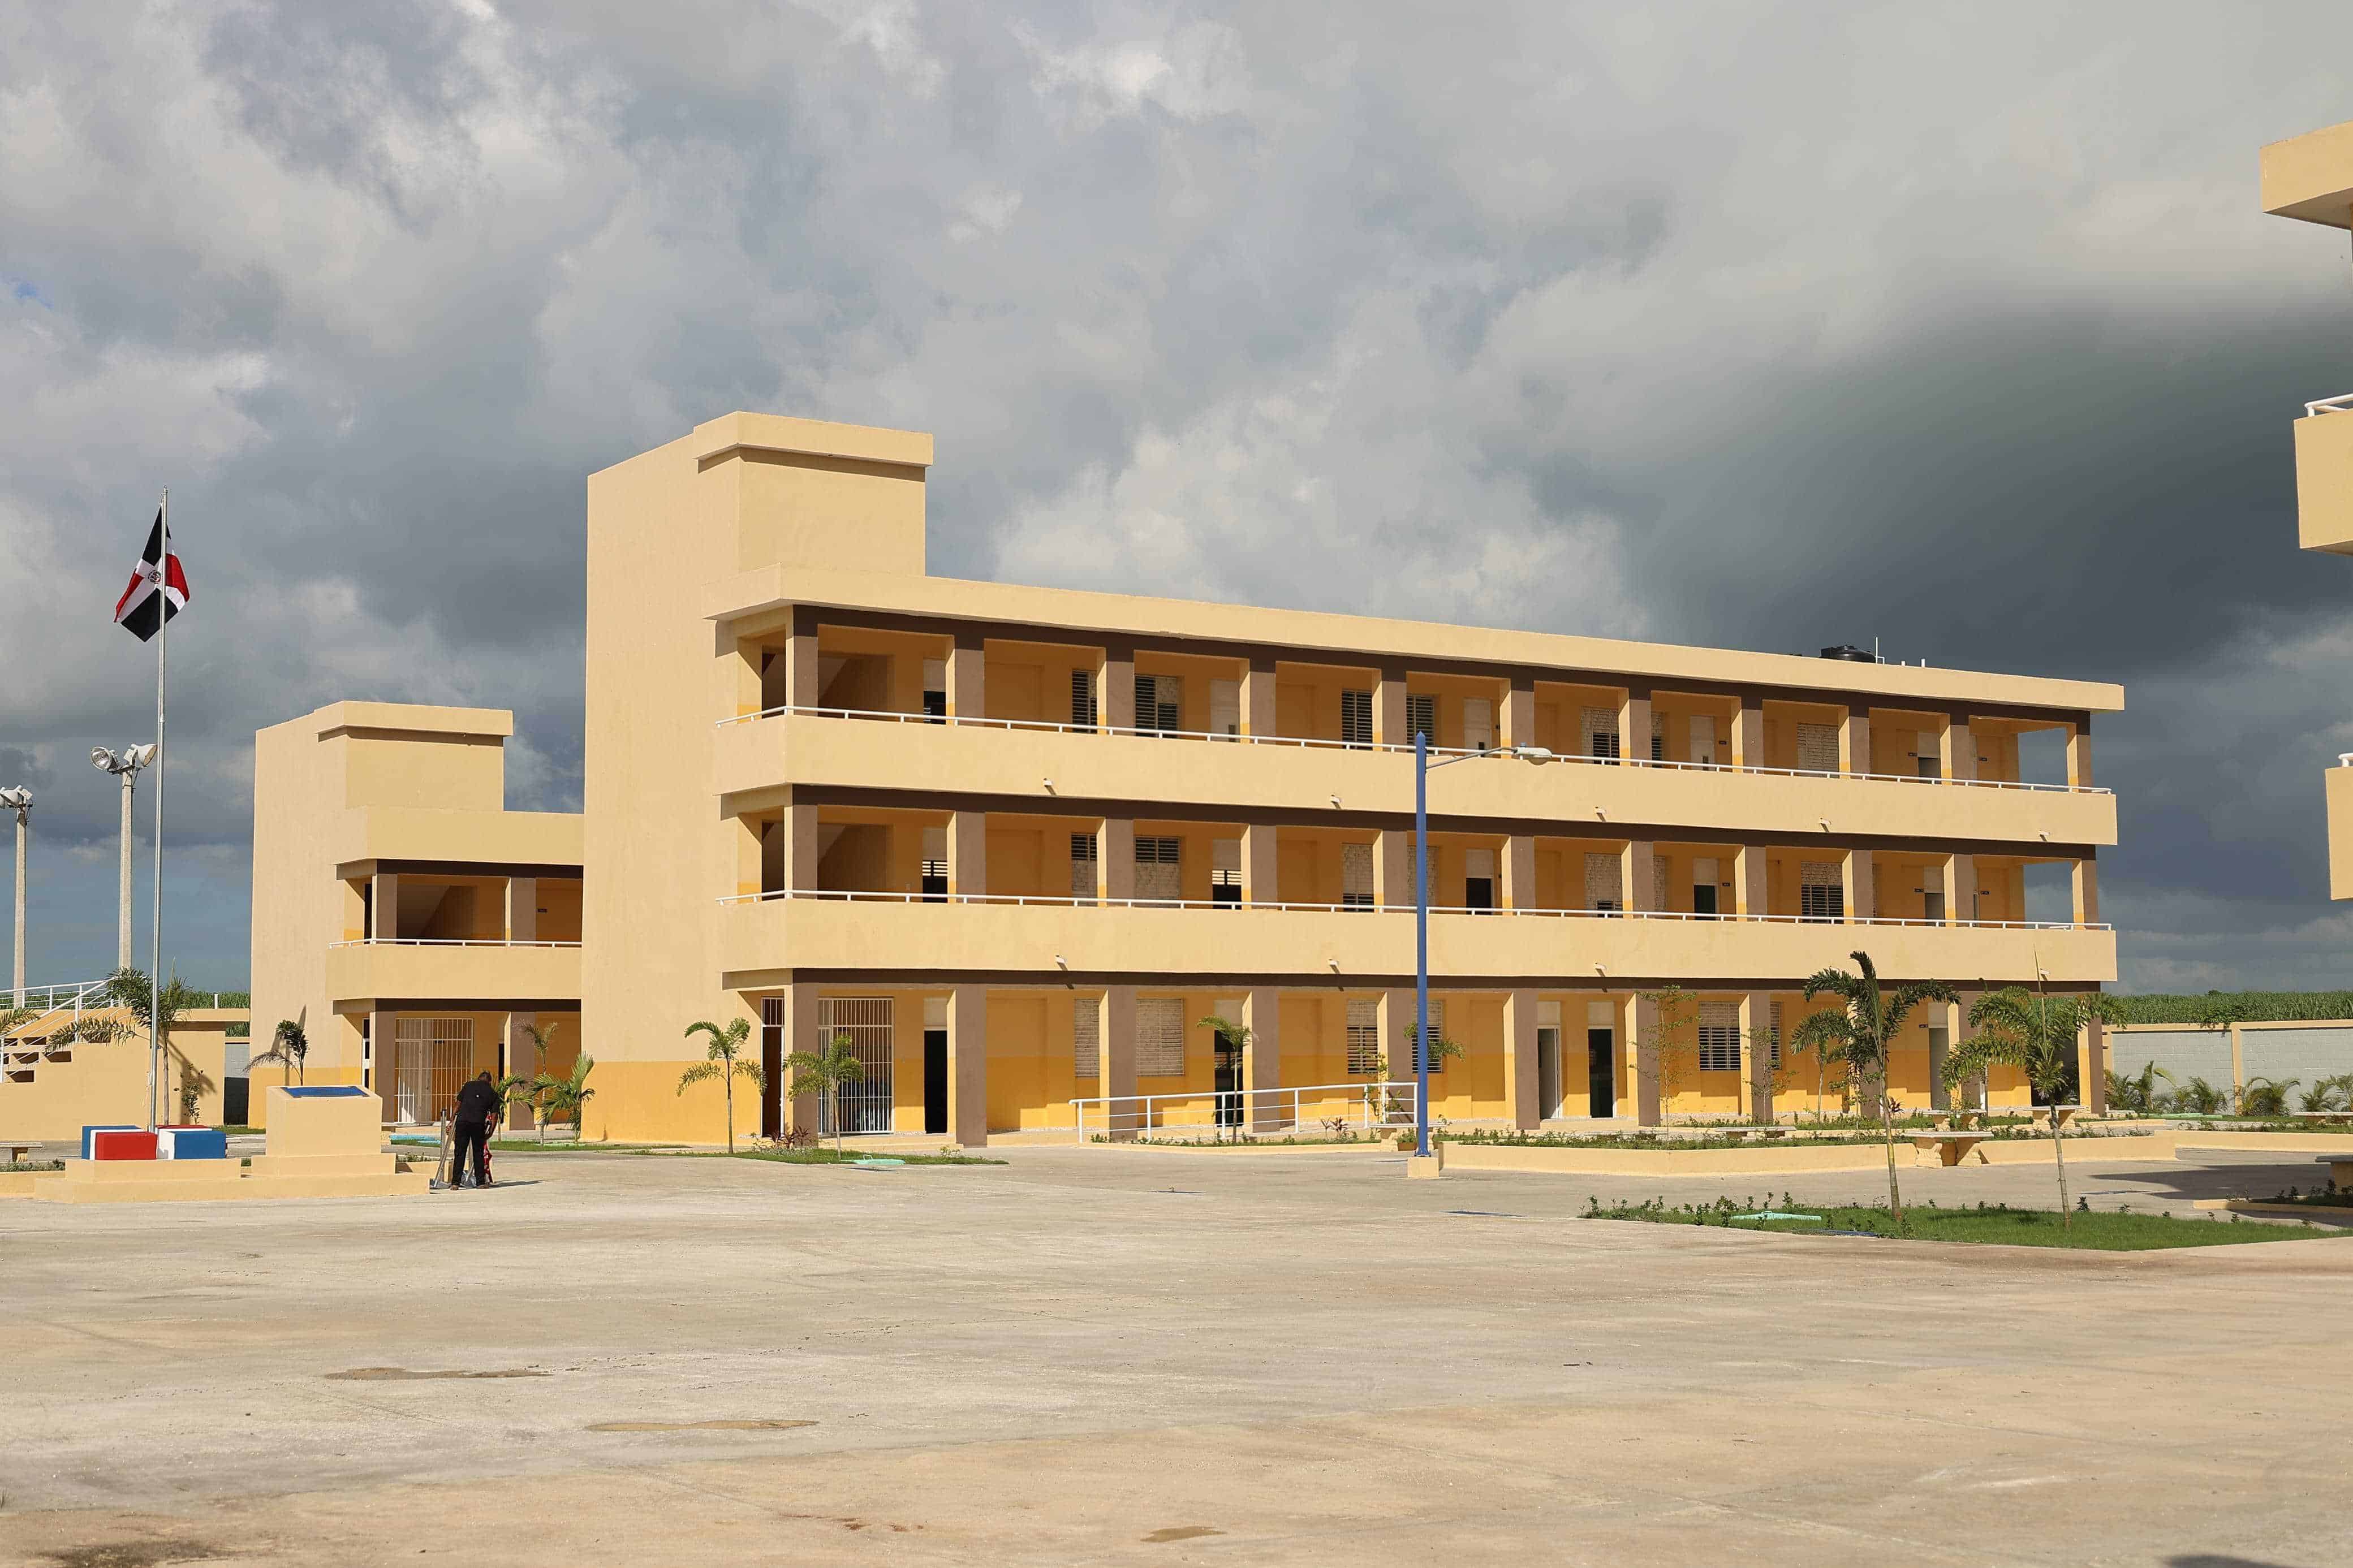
[238,411,2122,1143]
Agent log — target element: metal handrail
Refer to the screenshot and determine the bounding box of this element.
[716,703,2110,795]
[327,938,584,948]
[2305,392,2353,417]
[5,979,110,1015]
[716,885,2109,932]
[1071,1079,1415,1139]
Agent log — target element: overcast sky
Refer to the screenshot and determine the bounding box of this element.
[5,2,2353,994]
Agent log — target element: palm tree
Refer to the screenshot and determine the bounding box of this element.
[89,967,201,1125]
[1790,951,1956,1227]
[677,1017,765,1152]
[783,1030,866,1154]
[2105,1059,2173,1115]
[1944,987,2128,1228]
[497,1021,559,1135]
[532,1054,596,1142]
[251,1019,309,1087]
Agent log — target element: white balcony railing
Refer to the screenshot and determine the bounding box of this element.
[716,886,2108,932]
[1072,1079,1416,1141]
[2305,392,2353,416]
[326,938,584,949]
[716,702,2109,795]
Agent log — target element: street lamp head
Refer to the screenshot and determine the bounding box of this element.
[127,743,156,769]
[1508,745,1556,764]
[0,786,28,810]
[93,745,156,775]
[93,747,118,771]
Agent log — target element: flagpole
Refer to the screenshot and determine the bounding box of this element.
[146,488,167,1131]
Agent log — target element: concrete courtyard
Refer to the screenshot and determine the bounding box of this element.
[1,1145,2346,1567]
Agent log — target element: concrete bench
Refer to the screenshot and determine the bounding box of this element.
[1908,1132,1991,1167]
[2316,1156,2353,1189]
[3,1143,33,1165]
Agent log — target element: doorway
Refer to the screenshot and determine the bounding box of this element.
[1537,1026,1561,1120]
[1587,1027,1616,1117]
[923,1029,947,1134]
[1213,1038,1243,1127]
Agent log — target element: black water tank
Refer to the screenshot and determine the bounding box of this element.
[1818,644,1874,662]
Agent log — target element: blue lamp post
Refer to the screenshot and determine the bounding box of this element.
[1411,734,1554,1160]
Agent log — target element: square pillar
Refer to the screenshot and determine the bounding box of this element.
[1731,706,1764,771]
[1733,843,1766,918]
[1376,828,1414,909]
[370,870,399,940]
[1631,992,1662,1126]
[1503,988,1540,1130]
[1736,994,1772,1123]
[949,810,987,898]
[1617,689,1651,766]
[1243,987,1283,1131]
[1927,998,1957,1113]
[2072,858,2100,926]
[505,877,537,943]
[1101,986,1138,1139]
[1501,682,1536,749]
[502,1012,537,1130]
[1843,849,1873,923]
[1242,823,1279,905]
[2066,724,2094,789]
[1501,834,1536,910]
[1940,718,1976,783]
[783,800,818,896]
[369,1004,395,1122]
[1380,989,1421,1082]
[2080,1014,2108,1114]
[1242,658,1278,738]
[1102,645,1135,731]
[1945,853,1976,924]
[947,632,985,720]
[1373,669,1408,747]
[782,984,821,1135]
[1621,840,1657,913]
[947,984,988,1147]
[1100,818,1135,901]
[1841,710,1871,776]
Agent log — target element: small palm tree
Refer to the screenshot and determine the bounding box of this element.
[2105,1059,2172,1115]
[2235,1075,2298,1119]
[678,1017,765,1152]
[533,1054,596,1142]
[1943,986,2128,1227]
[783,1030,866,1154]
[1200,1014,1252,1140]
[89,967,202,1124]
[1790,951,1956,1227]
[496,1021,558,1135]
[251,1019,309,1087]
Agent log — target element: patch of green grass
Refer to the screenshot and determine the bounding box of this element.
[723,1148,1003,1166]
[2,1159,64,1173]
[212,1125,260,1135]
[487,1140,686,1152]
[1589,1198,2350,1250]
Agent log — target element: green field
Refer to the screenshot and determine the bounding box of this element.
[1592,1199,2350,1250]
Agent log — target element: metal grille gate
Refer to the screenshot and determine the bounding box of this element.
[392,1016,475,1125]
[818,997,895,1136]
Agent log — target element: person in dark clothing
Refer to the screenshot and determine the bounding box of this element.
[451,1072,499,1189]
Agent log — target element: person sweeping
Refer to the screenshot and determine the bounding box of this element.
[450,1071,499,1189]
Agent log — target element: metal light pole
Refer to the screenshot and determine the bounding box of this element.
[0,787,27,1007]
[91,746,156,971]
[1411,741,1554,1161]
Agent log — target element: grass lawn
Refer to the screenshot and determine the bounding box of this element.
[723,1148,1003,1166]
[1591,1200,2351,1250]
[487,1140,687,1152]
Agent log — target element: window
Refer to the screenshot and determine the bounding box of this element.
[1211,839,1242,906]
[1346,998,1381,1074]
[923,658,946,723]
[1071,668,1097,729]
[1342,843,1374,909]
[818,996,895,1136]
[391,1016,475,1125]
[1137,998,1186,1076]
[1407,693,1437,746]
[1463,697,1493,753]
[1769,1001,1783,1070]
[1210,679,1240,739]
[1800,860,1844,923]
[1135,836,1182,902]
[1074,999,1100,1079]
[1585,852,1622,914]
[1069,832,1097,904]
[1650,712,1664,762]
[1699,1001,1740,1073]
[1692,856,1719,918]
[922,826,947,902]
[1341,689,1373,749]
[1464,847,1496,913]
[1914,729,1936,780]
[1797,722,1839,774]
[1581,706,1620,761]
[1137,674,1182,735]
[1394,999,1448,1074]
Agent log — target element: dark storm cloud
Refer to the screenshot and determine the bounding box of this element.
[5,1,2353,990]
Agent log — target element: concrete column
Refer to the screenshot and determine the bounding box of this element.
[1501,834,1536,910]
[1940,718,1976,783]
[947,632,985,720]
[1242,658,1278,738]
[1740,992,1775,1123]
[2081,1013,2108,1114]
[1733,844,1767,918]
[369,1003,395,1122]
[1102,646,1135,731]
[1842,849,1873,923]
[1242,822,1279,905]
[1100,817,1135,901]
[1617,689,1651,765]
[1243,987,1283,1131]
[1101,985,1138,1139]
[1621,840,1656,913]
[1503,988,1540,1130]
[1373,669,1408,747]
[2072,858,2100,926]
[783,619,819,710]
[504,1011,537,1130]
[782,984,820,1135]
[1376,828,1413,910]
[1501,682,1536,750]
[1631,992,1662,1126]
[1732,705,1764,771]
[370,870,399,940]
[949,809,987,899]
[1841,709,1871,776]
[1947,853,1976,924]
[1380,988,1420,1082]
[782,800,818,896]
[1927,997,1957,1113]
[1952,990,1984,1111]
[2066,724,2094,789]
[505,876,537,943]
[947,984,988,1147]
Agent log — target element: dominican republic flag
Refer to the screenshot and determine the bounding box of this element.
[114,508,189,642]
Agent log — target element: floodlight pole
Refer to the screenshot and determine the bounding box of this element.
[7,794,25,1008]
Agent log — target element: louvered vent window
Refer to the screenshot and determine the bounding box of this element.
[1407,693,1437,746]
[1341,689,1373,749]
[1797,723,1839,774]
[1769,1001,1783,1069]
[1211,839,1242,906]
[1135,836,1182,902]
[1342,843,1375,909]
[1346,998,1381,1074]
[1069,832,1097,904]
[1650,711,1665,762]
[1071,668,1097,728]
[1699,1000,1741,1073]
[1136,675,1182,734]
[1394,999,1448,1074]
[1581,706,1620,760]
[1137,998,1186,1077]
[1800,860,1844,923]
[921,826,947,903]
[1585,852,1623,913]
[1074,999,1100,1079]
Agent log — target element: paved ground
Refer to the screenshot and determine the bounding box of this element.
[1,1146,2347,1567]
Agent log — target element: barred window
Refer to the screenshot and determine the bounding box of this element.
[1137,674,1182,734]
[1341,689,1373,748]
[1346,998,1381,1074]
[1581,706,1619,760]
[1800,860,1844,923]
[1074,998,1100,1079]
[1699,1001,1740,1073]
[1407,693,1437,745]
[1650,711,1664,762]
[1137,998,1186,1077]
[1071,668,1097,728]
[1342,842,1374,909]
[1769,1001,1783,1070]
[1070,832,1097,903]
